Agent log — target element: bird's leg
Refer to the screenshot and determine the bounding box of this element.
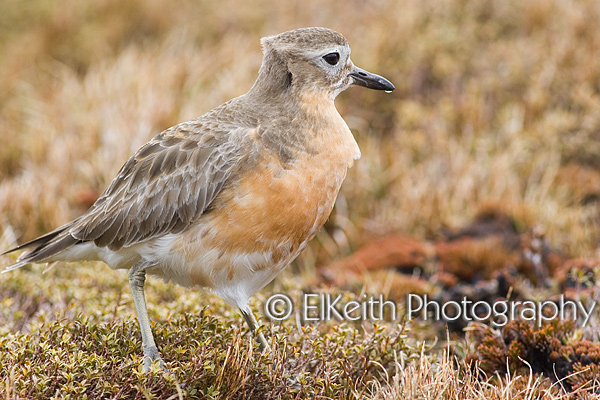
[239,307,269,352]
[128,261,165,372]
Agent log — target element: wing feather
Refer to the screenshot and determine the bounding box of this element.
[68,122,252,251]
[3,100,261,268]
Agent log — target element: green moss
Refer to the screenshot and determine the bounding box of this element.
[0,297,414,398]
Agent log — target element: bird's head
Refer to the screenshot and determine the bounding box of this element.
[253,27,394,100]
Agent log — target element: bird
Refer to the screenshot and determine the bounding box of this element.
[2,27,394,371]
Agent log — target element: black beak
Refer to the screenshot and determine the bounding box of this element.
[349,67,395,91]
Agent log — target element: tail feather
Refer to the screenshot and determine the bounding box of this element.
[2,222,81,272]
[2,260,29,273]
[21,233,80,263]
[2,227,65,255]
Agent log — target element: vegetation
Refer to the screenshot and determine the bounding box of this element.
[1,0,600,398]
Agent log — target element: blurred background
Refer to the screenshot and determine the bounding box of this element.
[1,0,600,318]
[2,0,600,397]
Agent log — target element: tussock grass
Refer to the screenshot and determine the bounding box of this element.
[369,351,597,400]
[2,0,600,398]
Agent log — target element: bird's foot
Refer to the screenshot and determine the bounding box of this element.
[256,332,270,353]
[143,345,166,373]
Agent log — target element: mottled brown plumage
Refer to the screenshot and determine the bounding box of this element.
[3,27,394,371]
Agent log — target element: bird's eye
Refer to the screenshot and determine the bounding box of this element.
[323,52,340,66]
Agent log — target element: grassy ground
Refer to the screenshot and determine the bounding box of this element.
[1,0,600,398]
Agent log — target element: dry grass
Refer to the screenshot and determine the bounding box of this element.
[368,349,594,400]
[1,0,600,398]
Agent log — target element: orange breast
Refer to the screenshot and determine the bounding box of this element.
[210,155,346,256]
[205,96,359,262]
[172,94,360,285]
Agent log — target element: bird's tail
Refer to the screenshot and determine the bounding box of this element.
[2,223,80,273]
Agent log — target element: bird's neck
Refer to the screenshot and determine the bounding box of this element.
[247,50,290,95]
[247,50,336,108]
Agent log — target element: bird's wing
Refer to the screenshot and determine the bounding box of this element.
[68,121,253,251]
[3,113,258,269]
